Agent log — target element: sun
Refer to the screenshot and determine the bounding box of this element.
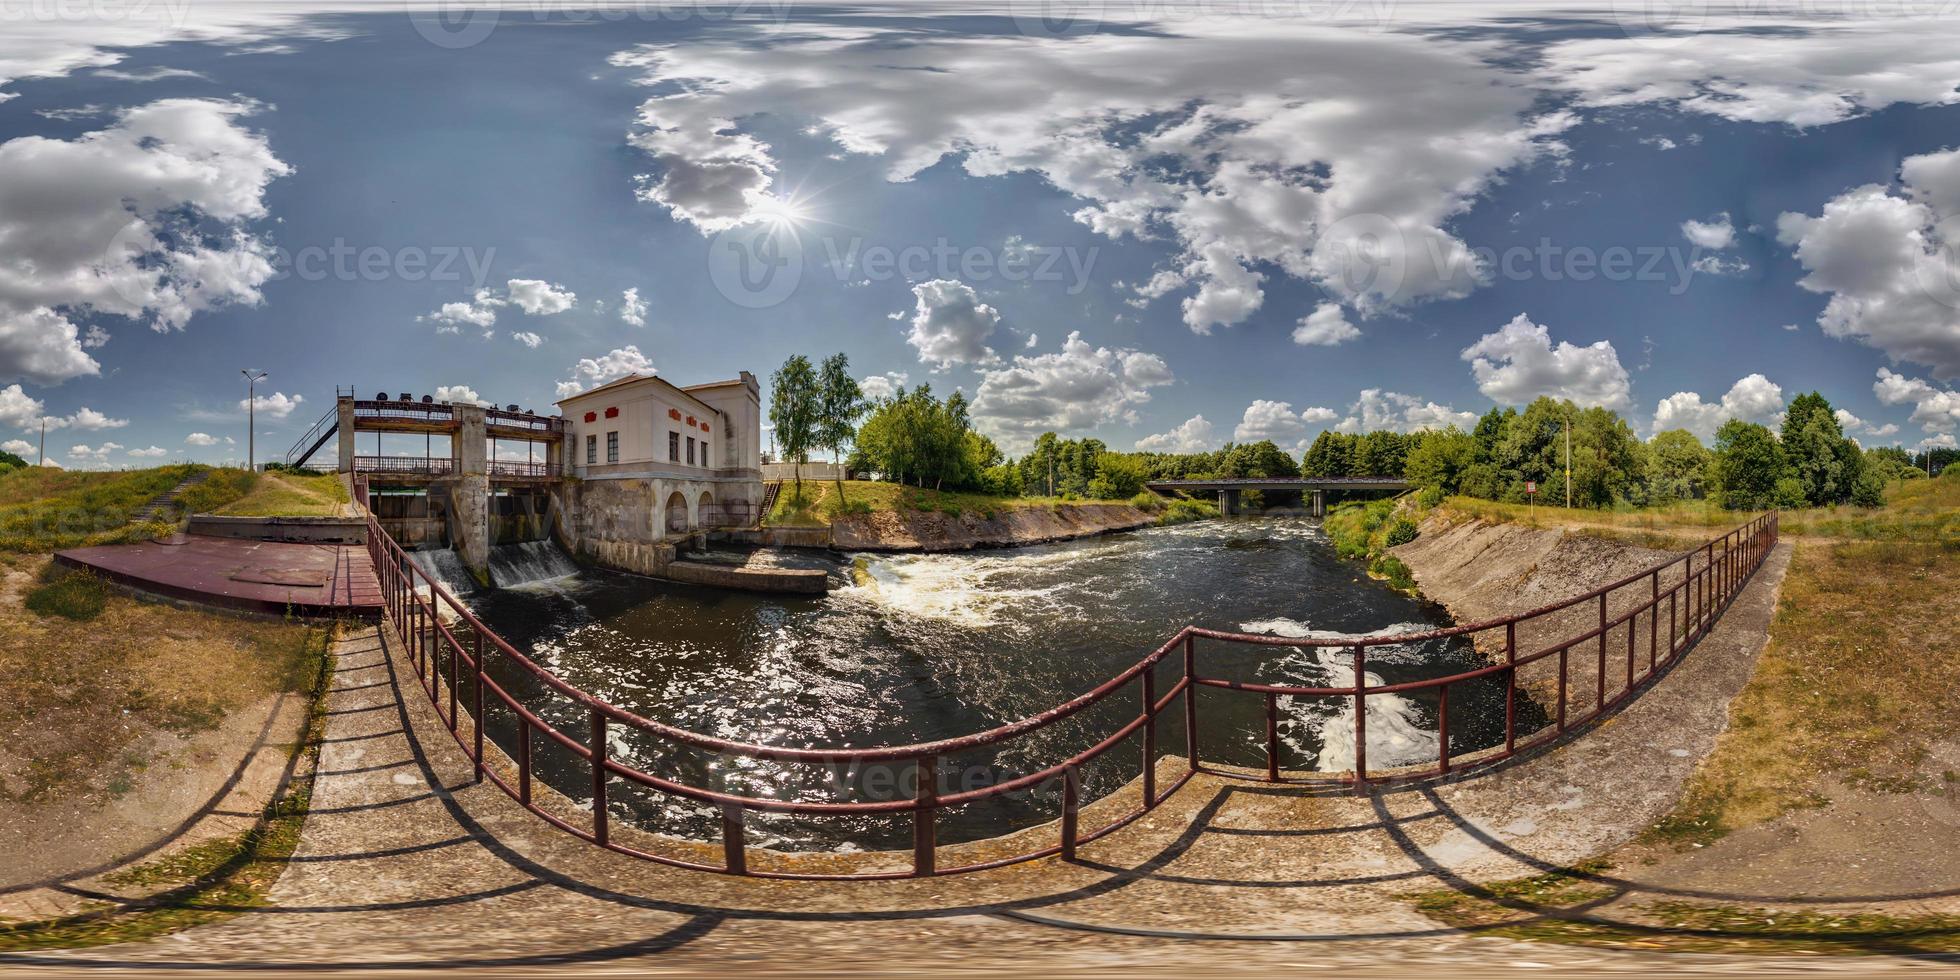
[751,193,811,227]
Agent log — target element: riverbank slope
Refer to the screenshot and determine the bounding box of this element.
[831,501,1158,551]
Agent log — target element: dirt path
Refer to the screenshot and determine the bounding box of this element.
[6,540,1917,976]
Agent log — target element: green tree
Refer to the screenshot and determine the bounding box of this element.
[1645,429,1711,500]
[1403,428,1476,495]
[1712,419,1788,510]
[769,355,820,496]
[0,449,24,471]
[1780,392,1854,505]
[1301,431,1354,478]
[815,352,866,503]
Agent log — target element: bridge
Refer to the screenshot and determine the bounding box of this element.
[1144,477,1410,517]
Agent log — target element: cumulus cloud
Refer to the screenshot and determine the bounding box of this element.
[858,371,909,402]
[419,288,503,332]
[1135,414,1217,453]
[619,287,648,327]
[1292,302,1361,346]
[608,18,1571,335]
[504,278,577,316]
[433,385,489,406]
[1776,148,1960,377]
[905,279,999,368]
[1833,407,1899,440]
[1681,212,1736,250]
[511,331,544,349]
[972,331,1174,451]
[128,445,166,457]
[67,441,122,462]
[1232,400,1337,452]
[1,438,31,455]
[1651,373,1786,442]
[1873,367,1960,433]
[0,98,290,383]
[1461,314,1632,410]
[240,391,303,420]
[1335,389,1476,435]
[556,345,655,399]
[185,431,218,446]
[0,384,126,431]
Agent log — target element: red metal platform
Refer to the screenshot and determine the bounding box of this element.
[55,534,381,620]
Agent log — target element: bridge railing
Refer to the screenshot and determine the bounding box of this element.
[360,500,1775,880]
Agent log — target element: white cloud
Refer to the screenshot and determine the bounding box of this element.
[1921,432,1958,452]
[67,441,121,462]
[504,278,577,316]
[420,288,502,331]
[1461,314,1632,410]
[972,331,1174,451]
[1834,407,1899,440]
[0,385,127,432]
[128,445,166,457]
[0,98,289,383]
[905,279,999,368]
[59,406,127,431]
[1776,148,1960,377]
[858,371,909,402]
[1,438,31,455]
[619,287,647,327]
[1292,302,1361,346]
[185,431,218,446]
[1652,373,1786,442]
[91,66,210,83]
[1681,212,1736,250]
[1135,414,1217,454]
[1873,367,1960,433]
[557,345,655,399]
[1335,389,1476,435]
[240,391,303,420]
[1232,399,1337,452]
[433,385,489,407]
[608,17,1570,335]
[511,331,544,349]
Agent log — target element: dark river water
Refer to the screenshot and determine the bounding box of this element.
[438,518,1538,852]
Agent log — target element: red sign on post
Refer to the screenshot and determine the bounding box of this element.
[1525,480,1538,495]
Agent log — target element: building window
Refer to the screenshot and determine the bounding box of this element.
[606,431,619,463]
[668,431,680,462]
[686,436,696,466]
[702,442,709,469]
[585,434,596,465]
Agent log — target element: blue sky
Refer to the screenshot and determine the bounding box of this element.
[2,2,1959,467]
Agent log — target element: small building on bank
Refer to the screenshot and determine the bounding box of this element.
[554,371,765,574]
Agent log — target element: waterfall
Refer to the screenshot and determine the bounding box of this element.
[488,540,580,588]
[408,548,477,596]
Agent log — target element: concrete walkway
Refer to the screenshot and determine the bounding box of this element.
[8,540,1948,975]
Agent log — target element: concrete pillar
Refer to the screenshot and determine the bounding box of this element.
[336,397,357,473]
[1219,489,1240,516]
[1312,490,1325,518]
[546,437,564,477]
[453,404,491,584]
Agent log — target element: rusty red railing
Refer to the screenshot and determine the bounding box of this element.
[355,473,1775,880]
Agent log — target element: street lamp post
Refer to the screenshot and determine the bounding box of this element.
[242,369,268,471]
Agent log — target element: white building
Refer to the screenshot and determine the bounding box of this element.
[556,372,764,550]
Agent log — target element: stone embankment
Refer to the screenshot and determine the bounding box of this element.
[831,502,1157,552]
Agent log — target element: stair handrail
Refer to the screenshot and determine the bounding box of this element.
[286,403,340,466]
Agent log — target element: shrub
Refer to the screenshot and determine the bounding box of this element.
[1128,491,1166,513]
[177,468,258,515]
[1417,485,1445,508]
[1384,517,1419,547]
[26,567,108,620]
[1370,554,1417,592]
[1158,497,1219,526]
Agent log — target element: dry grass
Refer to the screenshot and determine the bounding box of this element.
[211,472,348,517]
[0,553,328,804]
[0,466,194,553]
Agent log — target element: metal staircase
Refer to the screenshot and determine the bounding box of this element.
[286,402,340,469]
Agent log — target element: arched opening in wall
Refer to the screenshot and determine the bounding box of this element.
[698,490,716,528]
[664,491,690,534]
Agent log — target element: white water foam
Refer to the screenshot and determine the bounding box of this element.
[1239,617,1441,772]
[841,548,1096,629]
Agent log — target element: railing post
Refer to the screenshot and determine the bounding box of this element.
[912,754,937,877]
[1060,763,1080,861]
[1436,683,1450,776]
[1503,622,1517,755]
[518,718,533,805]
[1556,648,1568,732]
[1595,591,1607,714]
[1264,691,1280,782]
[472,630,485,783]
[1141,668,1157,809]
[1649,569,1659,672]
[447,623,461,732]
[590,707,609,846]
[721,802,747,875]
[1183,634,1199,772]
[1351,645,1367,790]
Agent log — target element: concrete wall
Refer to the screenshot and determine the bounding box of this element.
[660,560,828,595]
[713,526,833,549]
[761,462,849,482]
[189,515,367,544]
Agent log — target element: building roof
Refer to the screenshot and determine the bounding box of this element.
[555,373,720,417]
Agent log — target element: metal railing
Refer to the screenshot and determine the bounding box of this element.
[354,455,454,476]
[485,409,562,435]
[353,400,456,425]
[357,481,1775,880]
[489,460,553,478]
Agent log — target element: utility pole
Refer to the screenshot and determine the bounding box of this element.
[241,369,268,471]
[1564,414,1573,509]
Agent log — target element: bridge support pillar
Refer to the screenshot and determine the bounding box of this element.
[336,397,357,474]
[1312,490,1324,518]
[1218,489,1240,517]
[453,405,492,586]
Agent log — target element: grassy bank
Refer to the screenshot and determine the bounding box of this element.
[1323,496,1422,592]
[763,478,1137,527]
[0,464,264,552]
[211,472,348,517]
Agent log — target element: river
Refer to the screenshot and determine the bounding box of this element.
[451,518,1537,853]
